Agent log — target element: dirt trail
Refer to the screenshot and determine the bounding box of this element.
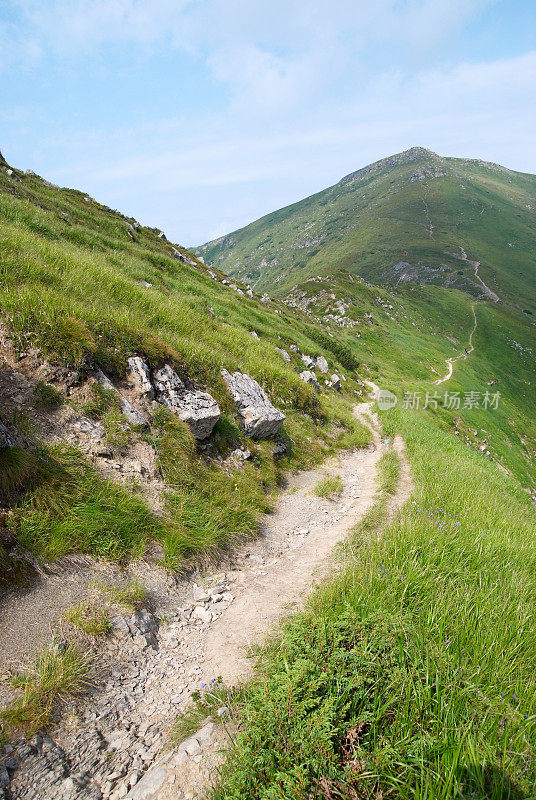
[153,398,413,800]
[2,398,414,800]
[435,303,477,385]
[456,247,500,303]
[202,401,383,687]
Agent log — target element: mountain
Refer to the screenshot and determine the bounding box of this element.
[1,150,536,798]
[198,147,536,312]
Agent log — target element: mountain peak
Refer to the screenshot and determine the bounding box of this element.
[339,146,442,186]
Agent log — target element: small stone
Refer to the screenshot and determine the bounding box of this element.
[316,355,329,373]
[182,738,201,756]
[111,616,131,634]
[331,374,341,391]
[193,587,210,603]
[299,370,320,390]
[192,606,211,624]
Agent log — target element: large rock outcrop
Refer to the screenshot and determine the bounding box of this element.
[221,370,285,438]
[153,365,220,440]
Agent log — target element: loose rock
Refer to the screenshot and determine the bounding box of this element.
[221,370,285,438]
[299,370,320,390]
[316,356,329,374]
[153,365,220,440]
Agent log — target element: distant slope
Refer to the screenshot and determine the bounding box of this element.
[198,147,536,312]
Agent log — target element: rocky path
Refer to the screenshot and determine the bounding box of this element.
[1,403,412,800]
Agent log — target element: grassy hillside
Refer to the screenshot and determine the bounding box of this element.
[2,148,536,797]
[213,407,536,798]
[0,157,370,575]
[196,147,536,796]
[208,273,536,799]
[198,147,536,313]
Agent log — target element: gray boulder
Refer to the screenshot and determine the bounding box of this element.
[301,354,315,368]
[316,355,329,373]
[331,374,342,391]
[94,370,149,428]
[300,370,320,390]
[290,344,300,352]
[0,420,14,449]
[127,356,154,399]
[276,347,291,362]
[221,369,285,438]
[153,365,220,440]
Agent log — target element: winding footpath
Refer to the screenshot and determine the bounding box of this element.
[144,400,413,800]
[3,397,413,800]
[434,303,477,385]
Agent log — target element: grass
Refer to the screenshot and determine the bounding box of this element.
[32,381,63,410]
[170,678,232,746]
[210,412,536,798]
[98,580,147,610]
[313,473,343,499]
[6,444,163,562]
[63,603,112,636]
[0,643,93,737]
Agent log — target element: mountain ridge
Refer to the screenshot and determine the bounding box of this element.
[197,146,536,311]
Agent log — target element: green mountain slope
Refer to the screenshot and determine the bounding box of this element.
[198,147,536,312]
[2,149,536,795]
[0,153,370,574]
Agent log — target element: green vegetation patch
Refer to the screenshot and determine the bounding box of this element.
[312,473,343,499]
[6,445,162,562]
[212,413,536,798]
[32,381,63,410]
[63,603,112,637]
[1,644,93,737]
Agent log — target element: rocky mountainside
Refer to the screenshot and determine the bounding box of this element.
[198,147,536,312]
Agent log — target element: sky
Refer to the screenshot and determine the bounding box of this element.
[1,1,535,245]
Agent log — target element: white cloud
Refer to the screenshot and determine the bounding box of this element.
[1,0,533,245]
[3,0,498,113]
[41,49,536,242]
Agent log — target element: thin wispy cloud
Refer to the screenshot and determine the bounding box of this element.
[1,0,533,243]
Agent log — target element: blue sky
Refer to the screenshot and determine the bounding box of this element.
[1,1,535,245]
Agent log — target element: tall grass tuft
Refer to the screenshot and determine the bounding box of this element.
[1,644,93,736]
